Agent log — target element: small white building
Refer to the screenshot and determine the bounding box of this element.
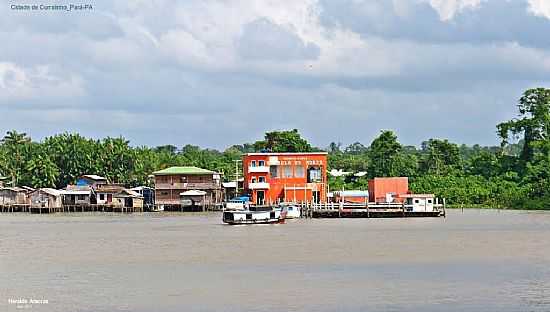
[399,194,436,212]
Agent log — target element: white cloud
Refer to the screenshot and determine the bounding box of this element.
[528,0,550,19]
[0,62,85,101]
[426,0,484,20]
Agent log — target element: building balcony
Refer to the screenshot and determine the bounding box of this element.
[248,166,269,173]
[155,182,220,190]
[249,182,270,189]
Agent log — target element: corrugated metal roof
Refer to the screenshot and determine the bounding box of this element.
[152,166,216,175]
[180,190,207,196]
[81,174,107,181]
[35,188,63,197]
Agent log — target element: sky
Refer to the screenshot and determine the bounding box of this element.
[1,0,550,150]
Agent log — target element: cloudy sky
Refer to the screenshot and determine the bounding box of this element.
[1,0,550,149]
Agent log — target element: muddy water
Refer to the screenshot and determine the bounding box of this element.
[1,209,549,311]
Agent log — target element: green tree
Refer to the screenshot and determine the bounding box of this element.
[497,88,550,165]
[254,129,312,152]
[368,130,404,178]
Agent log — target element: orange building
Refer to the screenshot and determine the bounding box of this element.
[242,152,328,205]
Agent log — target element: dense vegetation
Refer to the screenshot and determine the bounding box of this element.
[1,89,549,209]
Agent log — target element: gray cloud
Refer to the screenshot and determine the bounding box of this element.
[237,18,320,61]
[0,0,549,150]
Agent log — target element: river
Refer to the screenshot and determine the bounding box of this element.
[1,209,549,311]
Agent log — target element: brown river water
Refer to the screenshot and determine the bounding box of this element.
[1,209,549,312]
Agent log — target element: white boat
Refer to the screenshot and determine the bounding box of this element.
[225,197,250,210]
[223,207,287,225]
[275,203,301,219]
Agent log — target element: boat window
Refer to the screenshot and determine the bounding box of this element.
[251,160,256,167]
[246,213,252,220]
[259,160,265,167]
[414,199,420,204]
[270,165,279,178]
[427,199,432,204]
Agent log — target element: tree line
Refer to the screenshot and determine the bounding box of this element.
[0,88,548,209]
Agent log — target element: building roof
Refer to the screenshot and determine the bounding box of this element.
[35,188,63,197]
[129,186,153,191]
[80,174,107,181]
[114,189,143,198]
[152,166,216,176]
[222,182,237,188]
[0,187,27,192]
[0,176,8,180]
[245,152,328,156]
[335,190,369,197]
[398,194,435,198]
[180,190,207,196]
[61,190,91,195]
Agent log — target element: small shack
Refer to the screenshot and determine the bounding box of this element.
[95,184,124,205]
[0,187,29,205]
[113,189,144,211]
[129,186,154,209]
[62,186,92,206]
[332,190,369,204]
[180,190,208,211]
[29,188,63,212]
[398,194,436,212]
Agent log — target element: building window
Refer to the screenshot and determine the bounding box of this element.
[161,191,169,196]
[259,160,265,167]
[99,194,105,201]
[270,165,279,178]
[251,160,256,167]
[77,195,85,201]
[259,176,266,183]
[251,177,256,183]
[295,165,305,178]
[283,165,293,178]
[307,167,322,182]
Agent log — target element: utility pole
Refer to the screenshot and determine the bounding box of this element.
[233,159,242,195]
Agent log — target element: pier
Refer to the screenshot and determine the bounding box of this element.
[297,201,446,219]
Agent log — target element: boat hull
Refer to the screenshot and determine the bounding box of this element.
[223,210,284,225]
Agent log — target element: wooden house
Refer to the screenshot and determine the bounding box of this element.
[62,185,92,206]
[0,187,29,205]
[95,184,125,205]
[29,188,63,209]
[113,189,144,210]
[153,166,222,211]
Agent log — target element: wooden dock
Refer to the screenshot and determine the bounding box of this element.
[1,204,143,214]
[298,202,446,219]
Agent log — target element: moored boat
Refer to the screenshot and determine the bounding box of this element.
[223,207,287,225]
[274,203,301,219]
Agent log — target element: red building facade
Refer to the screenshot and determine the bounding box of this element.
[243,152,328,205]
